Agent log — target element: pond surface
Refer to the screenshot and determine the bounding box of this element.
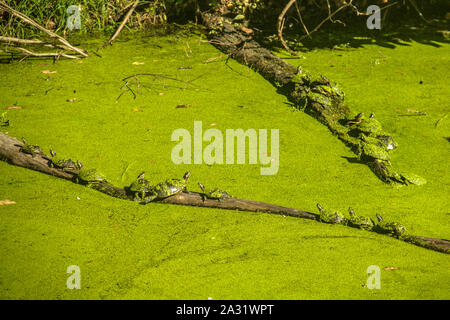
[0,30,449,299]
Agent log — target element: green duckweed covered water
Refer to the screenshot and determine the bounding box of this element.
[0,30,449,299]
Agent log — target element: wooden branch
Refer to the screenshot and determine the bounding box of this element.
[0,36,74,51]
[277,0,298,56]
[0,132,317,221]
[0,131,448,254]
[102,0,140,48]
[0,1,88,58]
[14,47,79,60]
[294,0,311,40]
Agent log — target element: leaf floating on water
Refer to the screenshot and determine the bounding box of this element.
[42,70,57,74]
[383,266,398,271]
[132,62,145,65]
[0,199,16,206]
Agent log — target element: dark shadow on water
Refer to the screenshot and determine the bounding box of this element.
[341,156,364,164]
[257,13,450,53]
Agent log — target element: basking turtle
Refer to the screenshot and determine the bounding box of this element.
[49,149,80,171]
[348,207,374,231]
[144,171,190,203]
[0,111,9,127]
[346,112,365,126]
[316,203,347,225]
[76,163,107,186]
[400,173,426,186]
[374,214,407,238]
[129,172,152,201]
[20,138,43,157]
[359,141,391,163]
[198,183,232,201]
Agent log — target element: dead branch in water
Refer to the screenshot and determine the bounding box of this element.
[0,1,88,58]
[101,0,140,49]
[0,132,448,254]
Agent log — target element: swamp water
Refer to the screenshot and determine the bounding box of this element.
[0,31,449,299]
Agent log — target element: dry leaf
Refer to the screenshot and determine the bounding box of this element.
[42,70,57,74]
[0,199,16,205]
[384,266,398,271]
[153,59,159,62]
[159,92,165,96]
[132,62,145,65]
[7,106,22,109]
[210,123,217,127]
[241,27,253,34]
[132,108,143,112]
[176,104,192,108]
[66,98,76,103]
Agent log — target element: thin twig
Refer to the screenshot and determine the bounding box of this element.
[299,0,353,41]
[0,36,74,51]
[102,0,140,48]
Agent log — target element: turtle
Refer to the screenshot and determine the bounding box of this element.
[316,203,347,225]
[347,207,374,231]
[20,138,43,157]
[346,112,365,126]
[76,163,107,186]
[374,213,407,238]
[49,149,80,171]
[129,172,152,201]
[198,183,232,201]
[144,171,190,203]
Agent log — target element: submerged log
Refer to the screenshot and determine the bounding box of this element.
[201,12,425,186]
[0,132,448,254]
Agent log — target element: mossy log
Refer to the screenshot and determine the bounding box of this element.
[201,12,424,186]
[0,132,448,254]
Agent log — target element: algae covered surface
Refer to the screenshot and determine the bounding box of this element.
[0,31,449,299]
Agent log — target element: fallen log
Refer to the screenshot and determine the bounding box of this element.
[0,132,448,254]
